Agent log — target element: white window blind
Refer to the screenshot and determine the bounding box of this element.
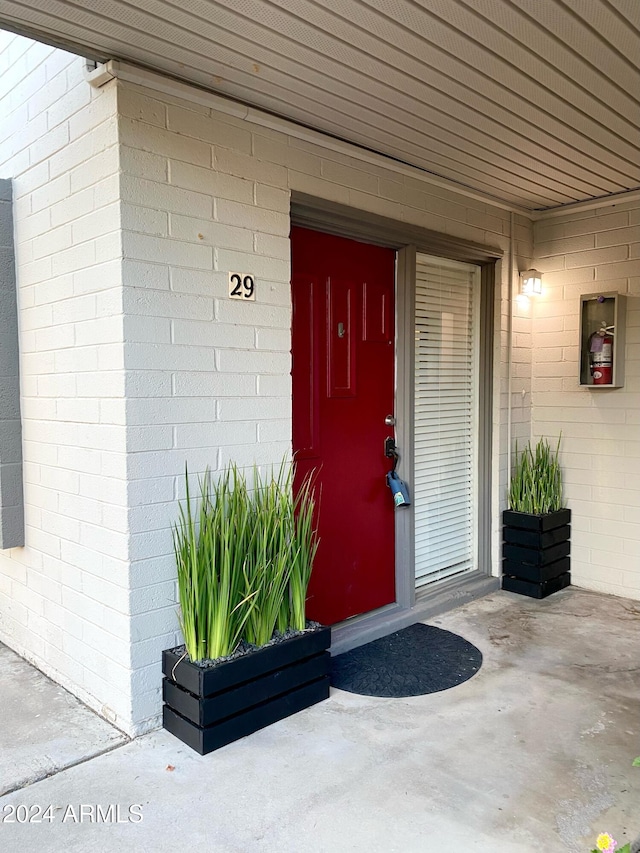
[414,254,480,587]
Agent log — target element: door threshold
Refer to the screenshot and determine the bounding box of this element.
[329,571,499,656]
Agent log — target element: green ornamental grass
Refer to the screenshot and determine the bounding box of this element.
[173,466,258,662]
[244,463,297,648]
[173,460,318,662]
[289,474,319,632]
[508,436,564,515]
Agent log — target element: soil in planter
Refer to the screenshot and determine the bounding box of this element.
[171,621,324,671]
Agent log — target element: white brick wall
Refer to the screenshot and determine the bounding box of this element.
[0,34,134,729]
[532,204,640,600]
[1,39,529,734]
[117,79,524,728]
[2,33,635,737]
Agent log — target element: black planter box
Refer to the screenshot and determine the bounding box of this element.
[162,626,331,755]
[163,652,330,727]
[503,539,570,566]
[503,524,570,549]
[502,572,571,599]
[502,509,571,598]
[503,555,570,585]
[503,508,571,532]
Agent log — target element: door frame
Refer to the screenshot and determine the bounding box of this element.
[291,193,503,654]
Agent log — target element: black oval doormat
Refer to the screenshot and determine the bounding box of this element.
[330,623,482,697]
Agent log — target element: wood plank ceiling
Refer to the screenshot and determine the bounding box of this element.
[1,0,639,211]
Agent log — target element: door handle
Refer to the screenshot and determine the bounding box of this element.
[384,438,410,506]
[384,437,399,472]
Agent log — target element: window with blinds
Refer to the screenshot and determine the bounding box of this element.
[414,253,480,588]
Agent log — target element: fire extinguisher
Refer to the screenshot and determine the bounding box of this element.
[588,324,614,385]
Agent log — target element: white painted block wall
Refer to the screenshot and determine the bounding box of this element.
[533,206,640,600]
[117,78,524,728]
[0,35,133,729]
[0,36,536,733]
[9,34,634,735]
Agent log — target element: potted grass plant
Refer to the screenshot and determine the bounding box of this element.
[162,462,330,755]
[502,436,571,599]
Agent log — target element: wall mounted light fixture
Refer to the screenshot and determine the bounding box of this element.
[520,269,542,296]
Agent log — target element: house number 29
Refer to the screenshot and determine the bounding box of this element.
[228,273,255,301]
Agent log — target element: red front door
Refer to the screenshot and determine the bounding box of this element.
[291,227,396,625]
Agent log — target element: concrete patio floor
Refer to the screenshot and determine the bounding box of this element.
[0,588,638,852]
[0,643,127,797]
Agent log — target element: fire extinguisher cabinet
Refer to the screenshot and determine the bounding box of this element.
[579,292,626,388]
